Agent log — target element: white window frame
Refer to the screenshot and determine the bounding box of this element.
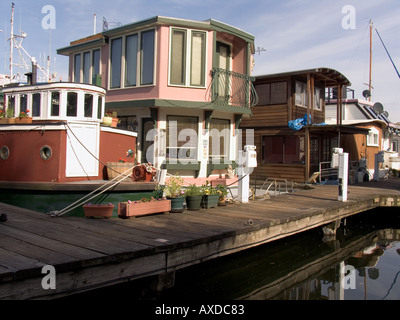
[108,28,156,90]
[168,27,208,88]
[367,127,380,147]
[295,81,308,107]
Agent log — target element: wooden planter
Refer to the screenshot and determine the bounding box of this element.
[202,194,220,209]
[0,118,8,124]
[83,204,114,218]
[118,199,171,218]
[17,117,33,124]
[106,162,134,181]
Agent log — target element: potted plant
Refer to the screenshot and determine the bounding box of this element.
[102,111,118,127]
[83,202,114,218]
[185,184,204,211]
[215,184,228,206]
[164,175,185,213]
[0,109,7,124]
[201,181,220,209]
[118,197,171,218]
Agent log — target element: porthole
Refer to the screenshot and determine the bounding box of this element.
[0,146,9,160]
[40,145,53,160]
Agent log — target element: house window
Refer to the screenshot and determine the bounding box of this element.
[263,135,305,164]
[110,37,123,88]
[169,28,206,87]
[393,140,399,152]
[367,127,379,147]
[109,29,155,89]
[74,54,81,83]
[166,115,198,161]
[73,49,101,85]
[209,118,230,160]
[295,81,308,107]
[255,82,287,106]
[125,34,138,87]
[314,87,322,110]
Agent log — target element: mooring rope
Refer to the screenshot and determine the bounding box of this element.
[47,166,134,217]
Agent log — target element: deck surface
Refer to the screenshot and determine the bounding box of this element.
[0,180,399,299]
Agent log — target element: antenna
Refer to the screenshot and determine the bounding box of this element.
[255,47,266,55]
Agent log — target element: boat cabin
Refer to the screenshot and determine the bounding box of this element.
[0,82,137,183]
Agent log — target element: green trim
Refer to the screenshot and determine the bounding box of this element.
[105,99,252,115]
[161,161,201,178]
[57,37,107,56]
[207,161,237,177]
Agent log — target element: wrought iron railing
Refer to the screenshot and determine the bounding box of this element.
[209,68,258,108]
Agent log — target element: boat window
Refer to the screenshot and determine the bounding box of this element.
[51,92,60,116]
[32,93,41,117]
[97,96,103,119]
[20,94,28,114]
[40,145,52,160]
[7,96,15,117]
[0,146,9,160]
[84,94,93,117]
[67,92,78,117]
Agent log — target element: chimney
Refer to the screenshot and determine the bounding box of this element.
[31,57,37,85]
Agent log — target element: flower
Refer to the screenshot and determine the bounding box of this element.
[164,175,184,198]
[119,157,127,163]
[19,110,30,118]
[0,110,5,119]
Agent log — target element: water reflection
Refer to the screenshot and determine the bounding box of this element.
[160,208,400,301]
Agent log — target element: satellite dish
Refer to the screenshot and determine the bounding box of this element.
[383,111,389,118]
[362,90,371,99]
[373,102,384,115]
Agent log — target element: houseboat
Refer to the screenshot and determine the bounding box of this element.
[0,81,155,216]
[57,16,258,187]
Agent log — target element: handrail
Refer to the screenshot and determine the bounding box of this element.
[259,178,294,197]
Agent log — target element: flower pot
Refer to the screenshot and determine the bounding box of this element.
[102,116,113,126]
[17,117,33,124]
[168,196,185,213]
[111,117,118,127]
[186,195,203,211]
[106,162,134,181]
[83,204,114,218]
[218,196,228,206]
[202,194,219,209]
[118,199,171,218]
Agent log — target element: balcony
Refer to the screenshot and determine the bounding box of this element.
[208,68,258,109]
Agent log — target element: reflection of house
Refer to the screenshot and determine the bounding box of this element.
[325,89,400,177]
[57,16,257,182]
[240,68,369,183]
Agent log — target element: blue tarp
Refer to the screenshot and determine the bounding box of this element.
[288,114,312,131]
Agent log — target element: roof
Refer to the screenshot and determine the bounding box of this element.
[57,16,255,56]
[254,67,351,87]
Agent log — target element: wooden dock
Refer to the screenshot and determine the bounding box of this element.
[0,181,399,300]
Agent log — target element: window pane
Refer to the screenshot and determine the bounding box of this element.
[20,94,28,114]
[7,96,15,117]
[270,82,287,104]
[51,92,60,116]
[110,38,122,88]
[74,54,81,83]
[141,30,155,85]
[167,116,198,160]
[263,136,283,163]
[32,93,41,117]
[97,96,103,119]
[84,94,93,117]
[92,49,100,75]
[67,92,78,117]
[190,31,205,87]
[83,52,91,84]
[209,118,230,159]
[125,34,138,87]
[170,29,186,85]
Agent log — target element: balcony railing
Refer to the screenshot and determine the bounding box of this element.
[209,68,258,108]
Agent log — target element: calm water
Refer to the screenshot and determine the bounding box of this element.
[64,207,400,301]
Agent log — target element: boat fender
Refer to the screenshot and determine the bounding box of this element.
[0,213,7,222]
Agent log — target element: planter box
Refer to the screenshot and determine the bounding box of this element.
[83,204,114,218]
[202,194,220,209]
[118,200,171,218]
[16,117,33,124]
[0,119,8,124]
[106,162,134,181]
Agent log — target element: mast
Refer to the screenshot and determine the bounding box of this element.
[10,2,14,80]
[369,20,372,102]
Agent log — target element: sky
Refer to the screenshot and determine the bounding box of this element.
[0,0,399,122]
